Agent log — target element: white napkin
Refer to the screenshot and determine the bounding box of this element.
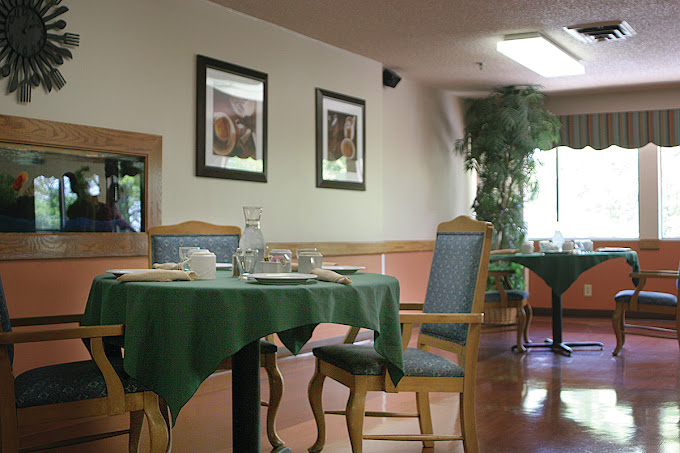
[117,270,198,282]
[153,262,182,270]
[311,268,352,285]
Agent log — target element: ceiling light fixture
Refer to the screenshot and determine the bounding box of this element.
[496,33,585,78]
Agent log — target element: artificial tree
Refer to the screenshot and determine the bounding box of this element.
[455,85,560,250]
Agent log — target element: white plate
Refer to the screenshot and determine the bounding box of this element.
[216,263,233,270]
[106,269,155,277]
[322,265,366,275]
[249,273,318,285]
[597,247,632,252]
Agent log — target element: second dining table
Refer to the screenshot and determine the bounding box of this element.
[491,250,640,356]
[82,271,404,453]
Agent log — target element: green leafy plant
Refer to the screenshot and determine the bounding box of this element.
[455,85,560,250]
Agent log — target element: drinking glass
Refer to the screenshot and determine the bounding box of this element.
[238,249,258,280]
[179,246,200,270]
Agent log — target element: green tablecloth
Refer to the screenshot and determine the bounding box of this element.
[82,272,403,422]
[490,251,640,295]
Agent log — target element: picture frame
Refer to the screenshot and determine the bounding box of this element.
[196,55,267,182]
[315,88,366,190]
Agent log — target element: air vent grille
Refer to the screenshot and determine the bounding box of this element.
[564,21,636,43]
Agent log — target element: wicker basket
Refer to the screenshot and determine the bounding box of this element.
[483,306,518,325]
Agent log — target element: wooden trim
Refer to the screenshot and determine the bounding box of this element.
[532,307,675,320]
[0,114,161,260]
[266,240,435,256]
[639,239,661,250]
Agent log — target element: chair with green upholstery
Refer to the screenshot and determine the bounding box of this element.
[0,274,168,452]
[484,271,532,352]
[612,262,680,355]
[307,215,492,453]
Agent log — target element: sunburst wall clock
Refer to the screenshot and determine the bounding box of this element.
[0,0,80,103]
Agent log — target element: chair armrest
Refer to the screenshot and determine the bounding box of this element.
[631,271,680,279]
[399,312,484,324]
[399,302,424,310]
[0,324,124,344]
[10,314,83,327]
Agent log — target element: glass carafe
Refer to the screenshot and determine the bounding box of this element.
[239,206,265,272]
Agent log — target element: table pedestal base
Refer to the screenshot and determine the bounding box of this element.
[514,339,603,356]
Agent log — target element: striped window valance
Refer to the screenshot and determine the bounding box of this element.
[558,109,680,150]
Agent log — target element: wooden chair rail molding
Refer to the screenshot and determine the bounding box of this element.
[267,240,435,256]
[0,114,161,261]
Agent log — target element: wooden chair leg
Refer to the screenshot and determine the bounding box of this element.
[515,304,527,353]
[416,391,434,448]
[612,303,626,356]
[143,392,169,453]
[460,389,479,453]
[129,410,144,453]
[676,311,680,351]
[263,353,285,448]
[308,362,327,453]
[159,398,172,453]
[345,378,368,453]
[0,408,19,453]
[523,303,533,344]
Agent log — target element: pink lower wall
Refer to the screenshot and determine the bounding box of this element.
[528,241,680,311]
[2,242,676,374]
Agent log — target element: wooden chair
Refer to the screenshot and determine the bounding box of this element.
[307,215,492,452]
[612,266,680,355]
[0,275,168,453]
[147,220,285,448]
[484,271,532,352]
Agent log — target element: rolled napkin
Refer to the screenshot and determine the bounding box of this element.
[311,268,352,285]
[292,261,337,271]
[490,249,518,255]
[117,270,198,283]
[153,262,181,270]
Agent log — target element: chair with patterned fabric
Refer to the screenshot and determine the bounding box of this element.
[612,263,680,355]
[307,216,492,453]
[484,271,532,352]
[147,220,285,448]
[0,274,168,453]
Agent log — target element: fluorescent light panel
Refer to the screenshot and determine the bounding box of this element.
[497,33,585,77]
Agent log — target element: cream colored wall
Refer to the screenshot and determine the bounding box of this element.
[545,84,680,115]
[0,0,466,243]
[381,80,472,239]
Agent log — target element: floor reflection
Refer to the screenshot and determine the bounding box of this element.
[477,317,680,453]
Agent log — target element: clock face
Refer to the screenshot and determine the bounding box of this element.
[6,6,46,58]
[0,1,80,103]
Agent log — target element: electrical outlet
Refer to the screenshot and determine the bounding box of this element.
[584,284,592,297]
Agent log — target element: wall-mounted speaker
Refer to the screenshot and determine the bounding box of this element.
[382,68,402,88]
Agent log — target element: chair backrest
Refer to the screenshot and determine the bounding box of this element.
[420,216,493,346]
[147,221,241,267]
[0,275,14,367]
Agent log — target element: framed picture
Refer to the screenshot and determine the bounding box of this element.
[315,88,366,190]
[196,55,267,182]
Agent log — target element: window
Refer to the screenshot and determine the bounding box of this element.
[526,146,639,239]
[660,146,680,238]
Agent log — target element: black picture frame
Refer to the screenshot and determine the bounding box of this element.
[196,55,267,182]
[315,88,366,190]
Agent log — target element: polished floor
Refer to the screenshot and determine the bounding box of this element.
[22,316,680,452]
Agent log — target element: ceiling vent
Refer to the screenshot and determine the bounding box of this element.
[564,21,636,43]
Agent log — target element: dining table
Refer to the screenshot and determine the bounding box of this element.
[490,250,640,356]
[82,271,404,453]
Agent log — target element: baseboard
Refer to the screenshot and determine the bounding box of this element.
[532,307,675,320]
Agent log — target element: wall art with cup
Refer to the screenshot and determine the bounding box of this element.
[195,55,267,182]
[315,88,366,190]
